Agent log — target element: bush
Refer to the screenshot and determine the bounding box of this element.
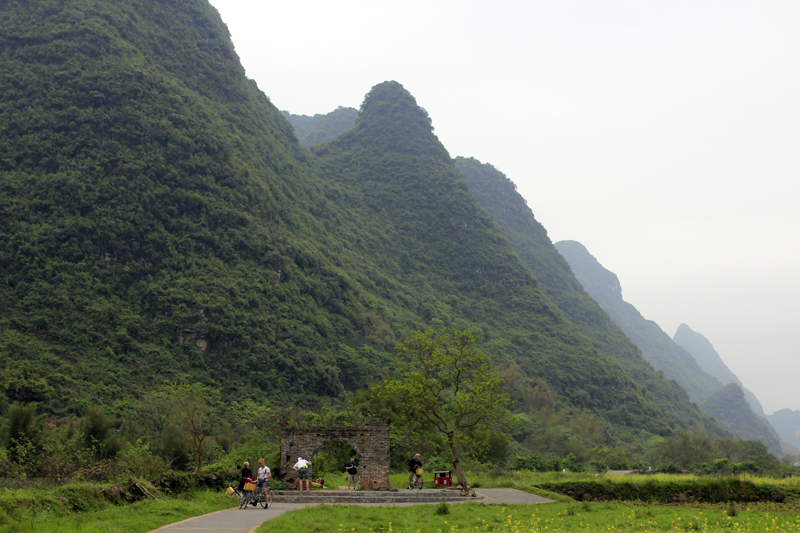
[57,483,110,512]
[153,464,236,494]
[536,477,787,503]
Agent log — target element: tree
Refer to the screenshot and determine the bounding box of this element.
[81,406,121,458]
[169,383,219,472]
[383,329,510,493]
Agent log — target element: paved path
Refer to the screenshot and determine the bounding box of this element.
[150,489,551,533]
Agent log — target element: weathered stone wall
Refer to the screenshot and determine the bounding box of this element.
[280,420,390,490]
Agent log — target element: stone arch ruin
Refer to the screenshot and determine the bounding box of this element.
[280,420,390,490]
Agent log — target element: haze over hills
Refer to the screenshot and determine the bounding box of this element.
[283,112,723,436]
[554,240,784,453]
[768,409,800,451]
[0,0,716,451]
[305,81,680,442]
[674,323,766,417]
[453,157,720,435]
[281,107,357,147]
[553,241,724,405]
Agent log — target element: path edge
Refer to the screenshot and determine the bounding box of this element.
[148,506,237,533]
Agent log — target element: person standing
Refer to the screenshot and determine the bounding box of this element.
[238,461,253,492]
[256,458,271,506]
[407,453,423,489]
[345,457,359,490]
[293,456,312,492]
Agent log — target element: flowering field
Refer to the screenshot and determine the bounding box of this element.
[258,500,800,533]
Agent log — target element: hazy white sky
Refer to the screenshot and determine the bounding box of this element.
[209,0,800,414]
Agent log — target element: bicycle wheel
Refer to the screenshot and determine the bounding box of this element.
[259,489,272,508]
[239,491,251,509]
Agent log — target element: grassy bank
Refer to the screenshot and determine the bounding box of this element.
[256,500,800,532]
[0,487,232,533]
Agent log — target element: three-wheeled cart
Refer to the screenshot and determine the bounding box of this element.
[433,470,452,487]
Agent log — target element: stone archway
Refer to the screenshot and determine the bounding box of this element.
[280,420,390,490]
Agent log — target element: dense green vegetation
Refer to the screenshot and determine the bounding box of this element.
[0,0,403,411]
[456,157,721,433]
[0,486,231,532]
[309,81,685,444]
[701,384,782,455]
[0,0,786,488]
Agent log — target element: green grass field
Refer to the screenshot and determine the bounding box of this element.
[0,489,233,533]
[5,472,800,533]
[256,500,800,532]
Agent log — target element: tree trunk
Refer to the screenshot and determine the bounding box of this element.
[446,434,470,496]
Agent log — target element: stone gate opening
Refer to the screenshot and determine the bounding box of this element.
[280,420,390,490]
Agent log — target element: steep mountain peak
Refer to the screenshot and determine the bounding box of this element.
[673,323,741,386]
[359,81,432,129]
[554,241,622,300]
[325,81,447,158]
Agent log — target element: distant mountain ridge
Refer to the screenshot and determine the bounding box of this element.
[553,241,724,404]
[673,323,766,417]
[768,409,800,450]
[282,107,357,146]
[554,240,785,454]
[454,158,720,434]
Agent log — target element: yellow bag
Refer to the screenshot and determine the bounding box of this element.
[243,482,256,492]
[226,486,236,496]
[416,468,424,476]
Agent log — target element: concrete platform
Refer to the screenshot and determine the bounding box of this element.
[271,488,478,504]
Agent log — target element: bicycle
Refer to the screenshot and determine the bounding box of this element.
[229,478,271,509]
[238,486,254,509]
[230,483,272,509]
[407,471,424,490]
[251,484,272,508]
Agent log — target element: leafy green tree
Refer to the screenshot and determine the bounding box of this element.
[2,402,42,454]
[81,406,120,458]
[169,383,220,472]
[383,329,510,492]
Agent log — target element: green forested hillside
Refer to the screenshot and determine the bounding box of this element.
[554,240,725,405]
[282,107,357,146]
[0,0,395,410]
[308,81,680,442]
[455,157,720,433]
[1,0,704,451]
[700,384,783,455]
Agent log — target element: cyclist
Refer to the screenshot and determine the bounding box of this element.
[407,453,423,489]
[256,458,271,507]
